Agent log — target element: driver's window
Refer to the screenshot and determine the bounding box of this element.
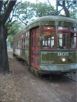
[41,35,54,48]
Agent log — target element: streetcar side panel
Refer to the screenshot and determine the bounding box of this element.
[13,33,23,58]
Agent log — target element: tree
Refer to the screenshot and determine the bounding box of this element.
[7,21,23,47]
[0,0,16,72]
[13,1,35,25]
[35,2,55,17]
[12,1,55,25]
[56,0,77,17]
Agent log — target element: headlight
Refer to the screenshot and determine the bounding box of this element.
[61,58,66,62]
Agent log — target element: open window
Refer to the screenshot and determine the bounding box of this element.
[40,26,55,49]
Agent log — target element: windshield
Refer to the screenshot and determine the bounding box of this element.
[40,25,77,49]
[40,26,55,49]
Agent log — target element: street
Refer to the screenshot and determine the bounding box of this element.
[0,50,76,102]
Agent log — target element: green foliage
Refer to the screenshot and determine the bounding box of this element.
[70,11,77,19]
[13,1,55,24]
[6,21,22,36]
[7,35,13,47]
[35,2,55,17]
[14,1,35,25]
[6,21,24,47]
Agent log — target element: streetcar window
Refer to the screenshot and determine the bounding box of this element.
[70,33,76,48]
[51,36,54,47]
[58,34,63,48]
[22,38,25,49]
[58,21,73,28]
[41,35,54,48]
[58,33,67,49]
[40,26,55,49]
[16,41,20,48]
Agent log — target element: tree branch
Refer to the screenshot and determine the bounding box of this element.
[15,15,28,25]
[3,0,17,24]
[0,0,3,12]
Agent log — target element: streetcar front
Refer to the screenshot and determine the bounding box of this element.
[39,19,77,74]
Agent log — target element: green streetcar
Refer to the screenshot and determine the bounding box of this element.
[13,16,77,74]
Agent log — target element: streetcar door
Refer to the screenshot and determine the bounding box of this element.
[29,27,39,70]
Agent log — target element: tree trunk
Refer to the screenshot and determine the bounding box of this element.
[63,1,70,17]
[0,24,9,72]
[0,0,16,73]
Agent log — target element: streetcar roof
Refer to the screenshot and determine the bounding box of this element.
[31,16,77,23]
[16,16,77,35]
[25,16,77,30]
